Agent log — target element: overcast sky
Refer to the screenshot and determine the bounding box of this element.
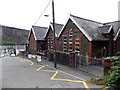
[0,0,119,30]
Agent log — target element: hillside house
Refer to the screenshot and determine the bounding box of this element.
[44,23,63,51]
[28,26,48,55]
[57,14,116,58]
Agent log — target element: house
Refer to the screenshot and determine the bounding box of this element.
[104,21,120,55]
[28,26,48,55]
[44,23,63,51]
[57,14,115,58]
[16,45,26,55]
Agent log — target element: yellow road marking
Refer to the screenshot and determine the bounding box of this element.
[46,65,86,81]
[102,86,110,90]
[82,82,90,90]
[17,57,90,90]
[52,78,83,83]
[36,66,45,71]
[50,71,59,79]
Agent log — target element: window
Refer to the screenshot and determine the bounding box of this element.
[59,38,62,40]
[69,32,73,36]
[69,42,72,44]
[64,50,67,52]
[63,35,67,52]
[75,42,80,44]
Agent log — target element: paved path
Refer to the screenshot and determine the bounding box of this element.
[1,56,103,89]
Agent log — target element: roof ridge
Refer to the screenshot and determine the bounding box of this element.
[105,20,120,24]
[70,14,102,25]
[50,22,64,26]
[32,25,48,29]
[98,24,111,28]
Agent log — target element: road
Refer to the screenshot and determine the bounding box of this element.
[1,56,102,89]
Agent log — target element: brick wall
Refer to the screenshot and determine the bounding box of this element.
[28,31,37,54]
[58,19,89,56]
[46,28,54,51]
[92,41,108,58]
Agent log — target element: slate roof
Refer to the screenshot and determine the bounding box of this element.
[97,25,112,34]
[105,21,120,34]
[54,23,64,35]
[58,14,109,41]
[105,21,120,40]
[114,28,120,40]
[32,26,48,40]
[44,23,63,38]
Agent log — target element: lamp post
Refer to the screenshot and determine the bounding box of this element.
[44,0,57,68]
[52,0,57,68]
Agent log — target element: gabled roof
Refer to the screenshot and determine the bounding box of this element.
[31,25,48,40]
[58,14,109,41]
[44,22,63,38]
[104,21,120,41]
[97,25,112,34]
[114,28,120,41]
[105,21,120,34]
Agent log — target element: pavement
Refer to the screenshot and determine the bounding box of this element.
[29,56,102,79]
[1,56,103,89]
[77,65,103,77]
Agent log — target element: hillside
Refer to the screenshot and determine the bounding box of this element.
[0,25,30,45]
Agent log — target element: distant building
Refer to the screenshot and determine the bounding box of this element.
[28,26,48,55]
[0,25,30,56]
[44,23,63,51]
[16,45,26,55]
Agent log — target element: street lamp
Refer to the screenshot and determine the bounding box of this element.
[44,0,57,68]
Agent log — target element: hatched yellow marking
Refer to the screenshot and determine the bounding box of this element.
[102,87,110,90]
[17,57,90,90]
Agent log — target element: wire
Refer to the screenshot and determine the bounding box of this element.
[34,0,52,25]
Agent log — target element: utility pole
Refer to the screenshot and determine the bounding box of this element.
[52,0,57,68]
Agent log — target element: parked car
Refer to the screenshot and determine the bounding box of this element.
[0,54,4,58]
[10,53,16,57]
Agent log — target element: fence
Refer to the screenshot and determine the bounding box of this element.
[75,53,104,77]
[45,51,104,76]
[76,55,103,67]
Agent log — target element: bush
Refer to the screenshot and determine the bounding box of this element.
[89,77,104,85]
[104,56,120,87]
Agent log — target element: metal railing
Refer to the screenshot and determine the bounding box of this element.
[76,55,104,67]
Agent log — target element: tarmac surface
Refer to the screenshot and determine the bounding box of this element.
[1,56,103,89]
